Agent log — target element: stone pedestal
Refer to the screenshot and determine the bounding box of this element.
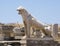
[27,38,59,46]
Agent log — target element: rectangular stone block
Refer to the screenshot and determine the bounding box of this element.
[27,39,58,46]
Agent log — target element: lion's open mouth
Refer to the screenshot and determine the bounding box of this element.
[17,10,22,14]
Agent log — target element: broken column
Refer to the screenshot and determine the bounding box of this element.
[52,24,58,40]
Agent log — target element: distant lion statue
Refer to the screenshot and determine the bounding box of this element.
[17,6,51,38]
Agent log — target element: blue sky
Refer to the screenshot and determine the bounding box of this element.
[0,0,60,24]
